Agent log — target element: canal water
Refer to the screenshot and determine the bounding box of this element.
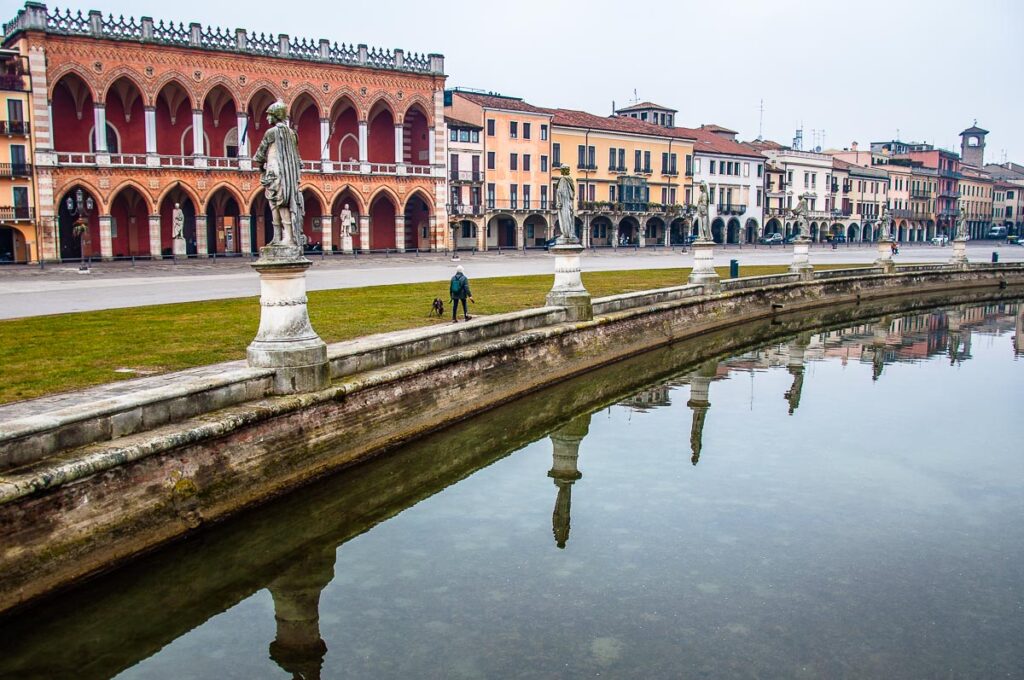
[4,298,1023,679]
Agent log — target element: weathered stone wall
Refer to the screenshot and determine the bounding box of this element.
[1,264,1022,614]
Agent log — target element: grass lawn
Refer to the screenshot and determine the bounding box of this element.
[0,265,859,404]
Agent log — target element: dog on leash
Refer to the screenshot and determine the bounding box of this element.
[429,297,445,317]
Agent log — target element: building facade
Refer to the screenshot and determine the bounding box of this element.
[3,2,448,261]
[0,47,33,262]
[958,164,994,239]
[444,114,483,250]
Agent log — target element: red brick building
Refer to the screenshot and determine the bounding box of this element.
[2,2,447,261]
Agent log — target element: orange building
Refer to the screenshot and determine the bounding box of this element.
[2,2,447,261]
[0,47,33,262]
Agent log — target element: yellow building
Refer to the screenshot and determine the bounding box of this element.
[0,47,33,263]
[547,108,694,247]
[446,90,554,250]
[958,165,994,239]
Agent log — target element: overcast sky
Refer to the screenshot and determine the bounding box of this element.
[21,0,1024,162]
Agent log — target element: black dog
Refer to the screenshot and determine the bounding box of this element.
[430,297,445,317]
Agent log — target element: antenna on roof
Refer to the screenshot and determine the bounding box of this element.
[758,99,765,141]
[632,88,639,104]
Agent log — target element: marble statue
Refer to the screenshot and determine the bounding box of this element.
[955,209,969,240]
[171,203,184,240]
[696,181,712,241]
[877,206,892,240]
[790,193,810,236]
[555,166,577,243]
[340,203,356,235]
[253,100,305,248]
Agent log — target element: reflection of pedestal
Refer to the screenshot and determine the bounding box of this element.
[268,548,336,680]
[247,245,329,394]
[789,237,813,279]
[875,239,895,272]
[173,236,187,260]
[547,413,589,549]
[686,361,716,465]
[946,307,963,364]
[342,232,354,254]
[870,317,889,381]
[784,335,809,415]
[950,237,968,267]
[688,240,720,289]
[546,242,592,322]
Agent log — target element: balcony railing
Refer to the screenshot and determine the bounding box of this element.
[0,205,33,220]
[661,168,678,176]
[938,189,961,198]
[938,207,960,217]
[450,170,483,182]
[578,201,685,215]
[485,199,552,211]
[447,203,483,216]
[0,74,29,92]
[892,208,914,219]
[0,162,31,177]
[938,167,961,179]
[0,120,29,135]
[51,152,439,177]
[578,162,598,171]
[608,164,627,173]
[716,203,747,215]
[910,188,931,199]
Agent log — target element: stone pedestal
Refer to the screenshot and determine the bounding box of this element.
[950,237,968,266]
[342,232,354,254]
[688,240,720,289]
[789,236,814,279]
[545,242,592,321]
[247,244,329,394]
[173,236,187,260]
[875,239,895,273]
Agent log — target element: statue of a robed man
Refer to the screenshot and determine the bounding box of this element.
[555,166,578,243]
[253,100,305,249]
[696,181,712,241]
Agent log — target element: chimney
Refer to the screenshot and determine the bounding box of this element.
[851,141,859,151]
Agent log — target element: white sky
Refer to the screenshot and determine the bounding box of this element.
[14,0,1024,162]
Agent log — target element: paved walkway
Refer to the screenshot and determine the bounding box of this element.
[1,242,1020,319]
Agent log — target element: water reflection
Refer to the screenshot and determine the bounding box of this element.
[1,295,1021,679]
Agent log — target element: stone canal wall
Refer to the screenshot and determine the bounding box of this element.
[1,263,1023,614]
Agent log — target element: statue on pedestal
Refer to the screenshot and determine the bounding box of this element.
[171,203,185,240]
[789,193,811,238]
[340,204,356,235]
[955,209,969,240]
[555,166,578,243]
[876,206,892,241]
[696,181,712,241]
[253,100,305,250]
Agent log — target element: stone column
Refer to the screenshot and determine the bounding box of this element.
[237,112,250,158]
[664,221,671,248]
[686,360,717,465]
[239,214,252,255]
[358,120,368,168]
[319,118,331,172]
[476,219,486,252]
[93,104,108,153]
[428,127,436,169]
[546,240,592,321]
[611,221,619,249]
[515,218,524,251]
[320,215,333,253]
[192,109,205,164]
[195,215,208,257]
[144,106,157,160]
[247,243,329,394]
[359,214,370,252]
[950,236,968,267]
[394,124,404,169]
[148,214,162,259]
[547,413,590,549]
[789,234,813,279]
[98,215,113,260]
[394,214,406,252]
[688,238,719,289]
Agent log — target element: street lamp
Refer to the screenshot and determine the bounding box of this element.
[66,188,95,271]
[830,208,842,249]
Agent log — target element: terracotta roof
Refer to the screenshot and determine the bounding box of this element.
[832,158,856,171]
[743,139,787,152]
[444,115,482,130]
[615,101,678,113]
[700,123,738,135]
[545,108,694,139]
[453,91,552,115]
[960,124,989,136]
[675,126,764,159]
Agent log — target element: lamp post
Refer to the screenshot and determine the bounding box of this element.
[448,215,460,261]
[830,208,842,249]
[66,188,95,272]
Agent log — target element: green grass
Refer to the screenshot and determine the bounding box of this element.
[0,265,860,404]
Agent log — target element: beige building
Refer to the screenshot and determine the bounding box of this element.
[444,115,484,250]
[958,164,994,239]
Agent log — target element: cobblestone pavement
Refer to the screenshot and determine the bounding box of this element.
[0,242,1020,319]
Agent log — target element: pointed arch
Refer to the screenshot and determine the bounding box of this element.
[299,183,329,212]
[403,187,435,212]
[368,185,401,209]
[241,80,283,111]
[99,69,147,104]
[198,75,242,111]
[47,65,98,102]
[202,182,245,213]
[287,85,326,119]
[329,184,365,215]
[108,179,155,214]
[365,93,398,122]
[400,96,433,126]
[151,72,197,110]
[328,89,360,119]
[155,180,202,210]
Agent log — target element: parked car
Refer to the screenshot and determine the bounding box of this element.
[782,234,800,244]
[543,237,559,250]
[988,226,1008,240]
[759,233,783,245]
[931,235,949,246]
[831,234,847,244]
[683,234,700,245]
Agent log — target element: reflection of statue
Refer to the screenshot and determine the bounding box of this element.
[696,181,712,241]
[340,203,356,235]
[784,334,810,415]
[548,413,589,549]
[171,203,185,240]
[254,100,305,249]
[954,209,968,240]
[686,360,717,465]
[555,166,577,243]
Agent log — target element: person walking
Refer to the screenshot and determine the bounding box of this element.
[449,265,474,322]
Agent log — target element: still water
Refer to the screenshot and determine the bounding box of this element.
[5,299,1024,679]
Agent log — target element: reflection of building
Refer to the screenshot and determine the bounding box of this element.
[267,547,336,680]
[619,385,671,411]
[686,360,718,465]
[3,2,447,261]
[547,413,589,549]
[1015,305,1024,356]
